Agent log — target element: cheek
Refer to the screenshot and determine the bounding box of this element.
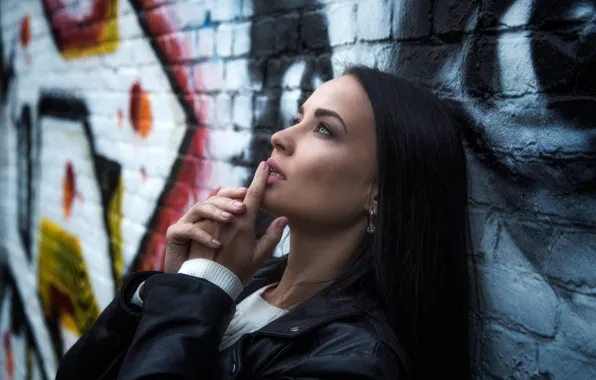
[300,151,368,201]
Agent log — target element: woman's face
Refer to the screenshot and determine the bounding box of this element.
[262,74,377,231]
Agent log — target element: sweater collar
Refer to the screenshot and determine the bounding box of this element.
[237,257,373,339]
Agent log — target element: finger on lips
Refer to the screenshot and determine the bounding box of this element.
[244,161,270,221]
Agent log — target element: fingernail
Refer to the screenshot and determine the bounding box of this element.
[259,161,268,170]
[211,239,222,247]
[221,211,232,218]
[233,201,244,208]
[238,187,248,191]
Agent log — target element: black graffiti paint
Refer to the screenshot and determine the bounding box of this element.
[395,0,596,302]
[15,105,39,262]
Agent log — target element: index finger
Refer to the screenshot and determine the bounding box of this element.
[244,161,270,221]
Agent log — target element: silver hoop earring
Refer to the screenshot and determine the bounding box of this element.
[367,210,375,234]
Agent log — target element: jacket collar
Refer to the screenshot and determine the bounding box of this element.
[237,257,373,338]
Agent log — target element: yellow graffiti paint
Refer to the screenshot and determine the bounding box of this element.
[108,176,124,289]
[60,0,120,60]
[37,218,100,337]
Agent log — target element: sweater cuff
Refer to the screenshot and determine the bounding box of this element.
[178,259,244,300]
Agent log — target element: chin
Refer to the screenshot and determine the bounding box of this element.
[261,189,291,218]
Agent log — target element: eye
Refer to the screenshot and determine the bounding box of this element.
[289,116,300,126]
[314,121,333,137]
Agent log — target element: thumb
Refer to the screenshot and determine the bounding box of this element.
[254,217,288,262]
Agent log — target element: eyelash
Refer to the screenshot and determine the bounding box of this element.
[289,117,334,138]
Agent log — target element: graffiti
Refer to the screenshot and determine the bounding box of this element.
[42,0,120,59]
[0,266,48,380]
[38,218,100,359]
[1,0,595,379]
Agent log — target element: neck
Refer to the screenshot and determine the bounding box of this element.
[263,220,366,310]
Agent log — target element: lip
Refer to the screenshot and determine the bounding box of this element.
[266,158,286,179]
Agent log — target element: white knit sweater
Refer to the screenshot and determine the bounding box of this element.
[130,259,289,351]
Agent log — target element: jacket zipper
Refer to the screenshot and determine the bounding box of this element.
[250,343,293,380]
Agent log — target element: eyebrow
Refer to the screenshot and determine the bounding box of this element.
[299,106,348,134]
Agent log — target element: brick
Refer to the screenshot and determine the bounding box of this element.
[251,17,275,56]
[197,95,216,126]
[282,59,311,89]
[560,294,596,358]
[280,89,302,126]
[547,231,596,287]
[128,38,156,65]
[177,0,207,28]
[481,323,538,379]
[356,0,391,41]
[232,22,251,56]
[205,129,251,161]
[529,0,587,28]
[253,91,281,132]
[435,0,480,34]
[197,27,215,58]
[301,11,329,49]
[496,220,556,271]
[531,32,576,93]
[392,0,431,39]
[118,13,144,39]
[494,32,546,96]
[193,60,223,92]
[207,159,251,188]
[232,94,253,130]
[216,23,233,57]
[275,13,300,52]
[211,0,240,22]
[241,0,254,17]
[539,344,596,379]
[215,93,232,126]
[479,265,559,336]
[326,3,356,46]
[225,59,261,91]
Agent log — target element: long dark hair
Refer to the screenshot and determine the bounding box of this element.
[336,66,472,379]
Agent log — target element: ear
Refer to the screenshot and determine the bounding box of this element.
[366,180,379,215]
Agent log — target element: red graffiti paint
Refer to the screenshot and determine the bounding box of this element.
[20,15,31,48]
[129,81,153,138]
[117,109,124,128]
[141,166,148,183]
[63,162,76,219]
[42,0,119,58]
[3,331,14,380]
[20,14,32,65]
[135,1,212,271]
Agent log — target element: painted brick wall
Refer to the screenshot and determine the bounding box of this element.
[0,0,594,379]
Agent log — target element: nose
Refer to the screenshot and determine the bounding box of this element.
[270,126,294,155]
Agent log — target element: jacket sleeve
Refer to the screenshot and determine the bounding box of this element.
[115,272,237,380]
[55,271,160,380]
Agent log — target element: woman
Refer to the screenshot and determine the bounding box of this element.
[56,66,471,379]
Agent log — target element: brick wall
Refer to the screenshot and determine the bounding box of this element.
[0,0,594,378]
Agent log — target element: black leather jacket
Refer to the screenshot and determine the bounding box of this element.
[55,257,408,379]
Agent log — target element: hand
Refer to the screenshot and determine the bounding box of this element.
[164,187,248,274]
[188,162,288,284]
